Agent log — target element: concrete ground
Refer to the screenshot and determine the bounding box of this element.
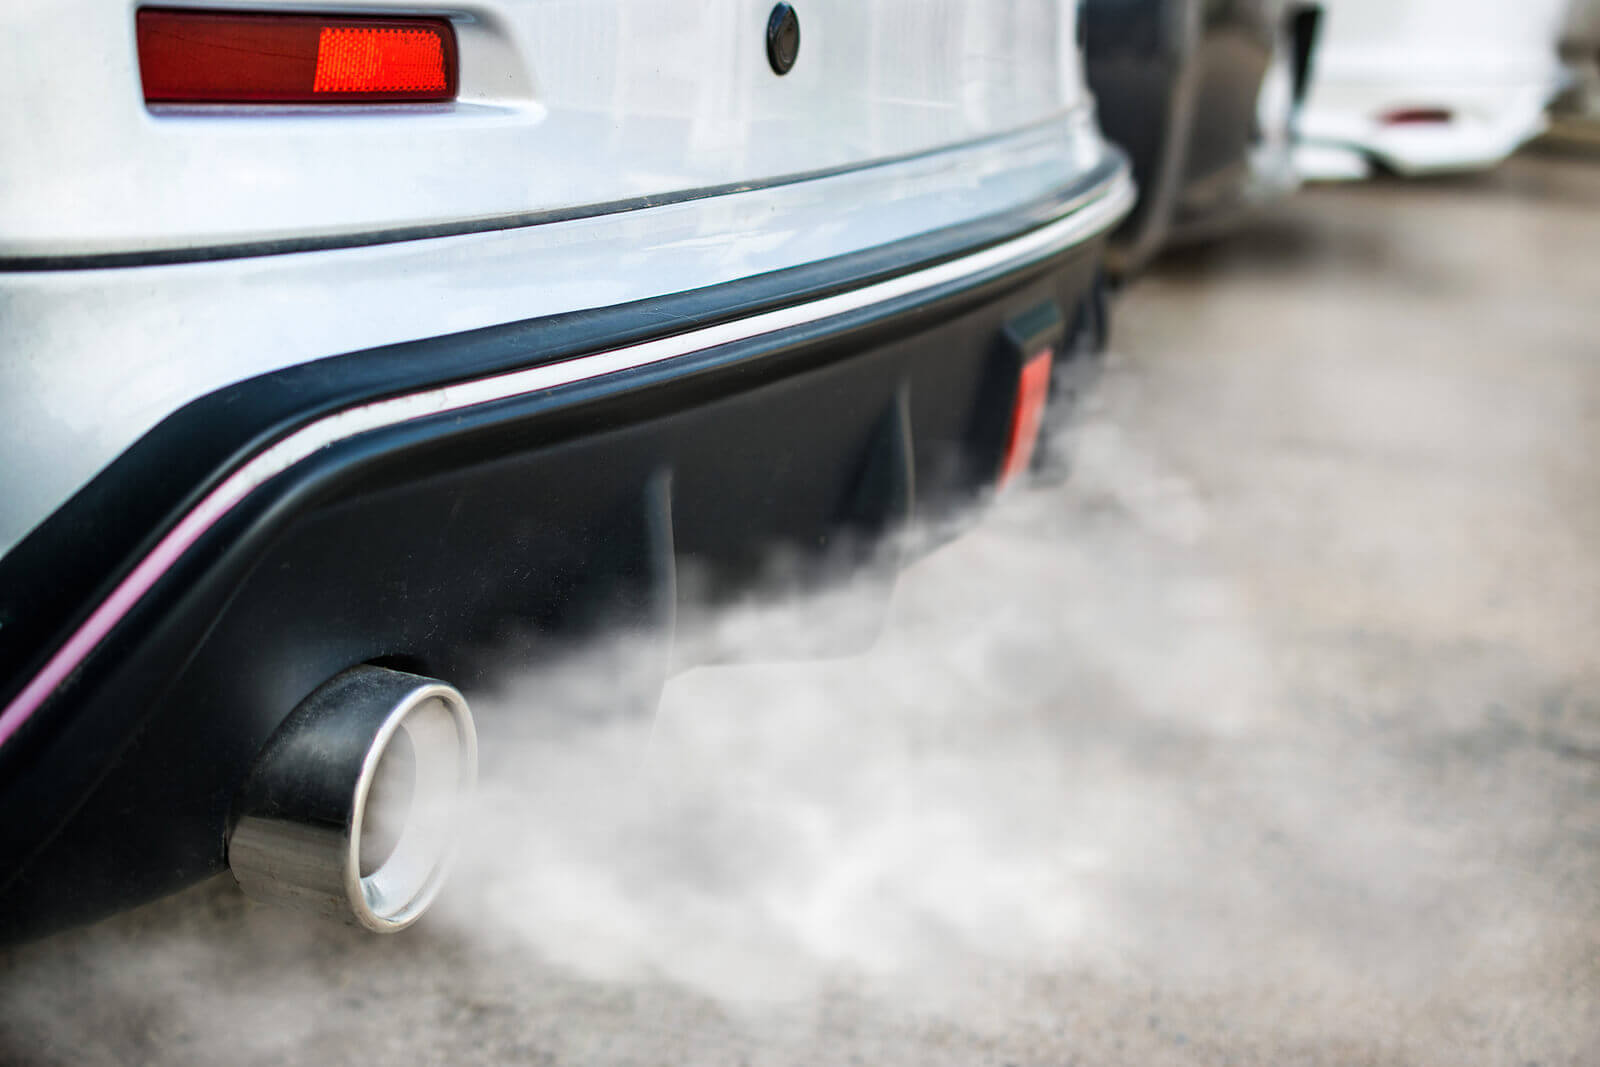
[3,151,1598,1066]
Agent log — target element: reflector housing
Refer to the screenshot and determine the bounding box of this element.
[998,347,1055,488]
[137,9,457,104]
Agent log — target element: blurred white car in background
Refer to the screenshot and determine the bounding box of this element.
[1295,0,1572,177]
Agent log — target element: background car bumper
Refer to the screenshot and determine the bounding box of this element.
[1297,76,1560,178]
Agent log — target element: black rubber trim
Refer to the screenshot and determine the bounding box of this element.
[0,112,1085,272]
[0,155,1125,754]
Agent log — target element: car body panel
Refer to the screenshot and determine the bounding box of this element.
[1,0,1084,259]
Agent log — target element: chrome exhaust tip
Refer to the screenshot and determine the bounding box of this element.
[228,665,477,932]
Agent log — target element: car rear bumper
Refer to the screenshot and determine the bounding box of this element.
[1296,76,1560,177]
[0,158,1133,942]
[0,112,1114,560]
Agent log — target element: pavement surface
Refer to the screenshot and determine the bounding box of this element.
[3,151,1599,1066]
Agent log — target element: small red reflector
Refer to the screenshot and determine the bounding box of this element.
[998,347,1055,489]
[137,9,457,104]
[1380,108,1453,126]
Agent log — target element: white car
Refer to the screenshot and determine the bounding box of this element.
[1295,0,1572,178]
[0,2,1131,942]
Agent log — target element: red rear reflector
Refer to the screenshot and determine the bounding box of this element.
[137,9,457,104]
[998,347,1055,489]
[1380,108,1453,126]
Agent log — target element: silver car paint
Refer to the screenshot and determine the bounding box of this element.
[2,0,1087,258]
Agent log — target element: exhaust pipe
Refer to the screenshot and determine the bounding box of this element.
[228,665,477,932]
